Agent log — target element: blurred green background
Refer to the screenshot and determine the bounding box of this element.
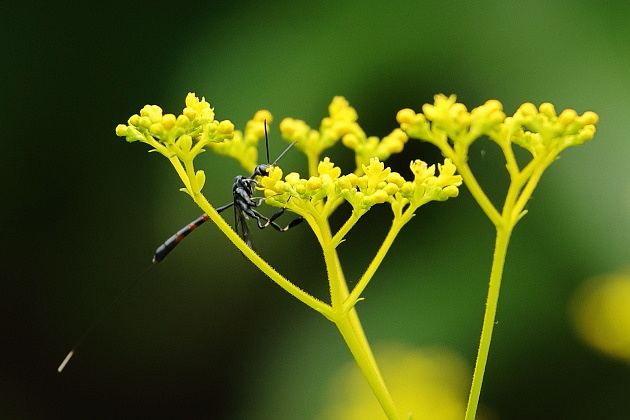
[2,0,629,418]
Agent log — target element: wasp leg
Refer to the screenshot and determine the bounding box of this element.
[263,207,304,232]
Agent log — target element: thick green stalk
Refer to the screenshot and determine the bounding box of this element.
[319,217,399,419]
[335,312,400,420]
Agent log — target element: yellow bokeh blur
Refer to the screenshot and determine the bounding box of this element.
[570,270,630,363]
[315,342,494,420]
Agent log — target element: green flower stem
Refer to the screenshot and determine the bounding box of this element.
[330,210,362,249]
[320,218,347,309]
[306,150,321,178]
[335,313,400,420]
[464,224,511,420]
[444,149,501,227]
[434,151,515,419]
[315,215,399,419]
[183,160,201,195]
[207,199,333,317]
[167,155,194,193]
[458,151,551,419]
[344,207,414,312]
[456,153,512,420]
[511,154,555,220]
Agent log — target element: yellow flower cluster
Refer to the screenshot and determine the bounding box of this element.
[507,102,598,158]
[397,95,506,149]
[279,96,408,175]
[280,97,361,158]
[260,156,462,218]
[397,94,598,159]
[115,92,234,161]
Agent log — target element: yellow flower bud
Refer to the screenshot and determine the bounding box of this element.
[400,182,414,196]
[383,182,399,195]
[396,108,417,125]
[342,133,360,149]
[254,109,272,123]
[128,114,140,126]
[386,172,405,187]
[149,123,163,136]
[363,190,389,205]
[336,176,354,190]
[138,116,152,128]
[176,114,191,127]
[578,125,596,142]
[581,111,599,125]
[515,103,537,120]
[558,109,578,126]
[329,96,358,121]
[285,172,301,185]
[140,105,163,123]
[442,185,460,197]
[539,102,556,118]
[306,176,322,190]
[218,120,234,135]
[161,114,177,130]
[115,124,128,136]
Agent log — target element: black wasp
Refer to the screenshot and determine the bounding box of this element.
[152,123,303,263]
[57,122,302,373]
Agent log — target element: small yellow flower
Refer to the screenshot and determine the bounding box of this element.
[362,158,391,189]
[260,165,284,189]
[183,92,215,121]
[317,157,342,179]
[435,159,462,190]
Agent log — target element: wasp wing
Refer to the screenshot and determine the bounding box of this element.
[234,204,256,252]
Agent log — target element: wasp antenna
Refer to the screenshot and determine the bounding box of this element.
[270,141,298,167]
[264,119,270,165]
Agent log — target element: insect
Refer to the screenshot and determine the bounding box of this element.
[152,124,303,262]
[58,122,302,373]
